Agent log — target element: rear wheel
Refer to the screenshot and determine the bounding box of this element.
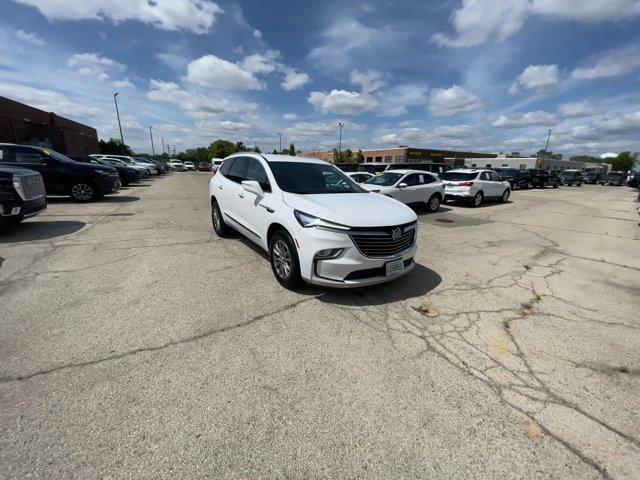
[211,199,233,237]
[269,230,302,289]
[471,191,483,208]
[577,182,582,187]
[426,194,441,212]
[500,189,510,203]
[553,182,559,189]
[70,182,98,202]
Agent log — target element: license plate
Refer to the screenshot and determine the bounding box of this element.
[385,259,404,276]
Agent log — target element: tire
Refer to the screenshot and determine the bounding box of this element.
[211,199,233,237]
[426,194,441,213]
[70,182,98,202]
[269,230,302,289]
[553,182,559,189]
[500,189,510,203]
[542,181,548,189]
[471,191,483,208]
[577,183,582,187]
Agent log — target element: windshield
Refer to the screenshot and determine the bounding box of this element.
[268,162,363,194]
[102,158,126,166]
[364,172,404,186]
[440,172,478,181]
[42,149,74,163]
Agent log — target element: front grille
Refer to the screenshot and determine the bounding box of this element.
[18,174,46,200]
[349,222,417,258]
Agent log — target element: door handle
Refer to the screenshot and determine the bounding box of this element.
[238,193,245,198]
[218,185,223,190]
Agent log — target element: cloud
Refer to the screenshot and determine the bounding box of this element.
[14,0,223,34]
[350,69,385,93]
[431,124,477,139]
[186,54,263,90]
[196,119,253,135]
[557,100,605,118]
[68,52,125,81]
[241,50,279,74]
[433,0,640,48]
[428,84,483,116]
[377,84,428,117]
[283,113,298,120]
[492,110,558,127]
[112,77,135,89]
[253,29,262,39]
[509,64,559,95]
[15,29,44,46]
[156,52,189,71]
[308,89,378,115]
[284,120,367,144]
[281,68,310,91]
[571,43,640,80]
[599,110,640,135]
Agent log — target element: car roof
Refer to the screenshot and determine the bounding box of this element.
[383,169,435,175]
[228,153,329,165]
[446,168,485,173]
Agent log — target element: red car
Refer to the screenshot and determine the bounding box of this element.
[197,162,212,172]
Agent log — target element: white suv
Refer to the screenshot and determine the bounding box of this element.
[360,169,445,212]
[440,169,511,207]
[210,154,418,289]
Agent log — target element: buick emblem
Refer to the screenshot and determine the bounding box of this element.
[391,228,401,241]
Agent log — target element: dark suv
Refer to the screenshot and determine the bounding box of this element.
[69,155,141,186]
[386,163,451,175]
[0,166,46,226]
[559,170,583,186]
[529,169,561,189]
[495,168,533,189]
[599,171,625,186]
[0,144,120,202]
[584,172,602,184]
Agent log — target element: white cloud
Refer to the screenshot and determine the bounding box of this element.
[281,68,310,91]
[377,84,428,117]
[308,90,378,115]
[241,50,279,74]
[557,100,605,118]
[14,0,223,34]
[283,113,298,120]
[196,119,253,134]
[433,0,640,48]
[112,77,135,89]
[284,120,367,144]
[571,43,640,80]
[252,29,262,39]
[509,64,559,95]
[186,54,262,90]
[428,85,483,116]
[492,110,558,127]
[68,52,125,81]
[599,110,640,135]
[350,69,385,93]
[156,52,189,71]
[15,29,44,46]
[431,124,477,139]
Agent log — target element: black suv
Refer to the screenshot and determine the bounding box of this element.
[0,166,46,226]
[386,163,451,175]
[559,170,583,186]
[0,144,120,202]
[495,168,533,189]
[69,155,141,186]
[529,169,561,189]
[599,171,625,186]
[584,172,602,184]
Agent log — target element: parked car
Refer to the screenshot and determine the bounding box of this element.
[495,168,533,190]
[184,161,195,171]
[69,155,141,186]
[0,144,120,202]
[440,169,511,207]
[627,173,640,188]
[600,171,625,186]
[386,163,451,175]
[358,163,393,174]
[136,157,168,174]
[0,166,46,226]
[93,155,159,176]
[211,158,224,173]
[346,172,375,183]
[168,159,184,171]
[197,162,212,172]
[529,169,561,189]
[361,170,445,212]
[584,172,602,184]
[559,169,584,186]
[335,163,359,173]
[99,157,150,179]
[210,154,418,289]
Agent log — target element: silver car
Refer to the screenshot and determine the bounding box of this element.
[440,169,511,207]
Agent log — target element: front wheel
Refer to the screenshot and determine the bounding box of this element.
[426,194,441,213]
[553,182,559,189]
[269,230,302,289]
[211,200,233,237]
[471,191,483,208]
[70,182,98,202]
[500,189,510,203]
[577,183,582,187]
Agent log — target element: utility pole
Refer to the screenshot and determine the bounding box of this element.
[166,144,170,156]
[277,132,283,153]
[149,126,155,155]
[113,92,124,145]
[338,122,344,153]
[173,146,176,156]
[161,136,165,155]
[544,129,552,156]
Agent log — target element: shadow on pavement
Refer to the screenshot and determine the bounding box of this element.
[0,220,85,243]
[47,196,140,204]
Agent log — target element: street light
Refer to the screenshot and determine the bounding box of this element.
[278,132,283,153]
[338,122,344,153]
[149,126,155,155]
[113,92,124,145]
[544,129,552,156]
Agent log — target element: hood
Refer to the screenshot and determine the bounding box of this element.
[0,166,40,175]
[360,184,393,193]
[76,163,117,174]
[282,191,416,228]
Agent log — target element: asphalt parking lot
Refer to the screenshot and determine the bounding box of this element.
[1,174,639,479]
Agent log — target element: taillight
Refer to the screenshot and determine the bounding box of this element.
[460,181,474,187]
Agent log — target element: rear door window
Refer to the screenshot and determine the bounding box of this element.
[226,157,250,183]
[246,158,271,192]
[219,158,235,177]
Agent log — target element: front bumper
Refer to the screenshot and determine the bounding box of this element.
[95,175,120,194]
[1,196,46,219]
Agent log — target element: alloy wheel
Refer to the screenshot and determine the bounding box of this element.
[474,193,482,207]
[213,206,222,231]
[272,239,292,279]
[71,183,94,201]
[429,196,440,211]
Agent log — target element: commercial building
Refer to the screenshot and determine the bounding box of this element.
[300,147,496,165]
[0,96,99,155]
[463,156,611,174]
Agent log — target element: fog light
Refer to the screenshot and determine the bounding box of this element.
[0,206,21,216]
[315,248,343,259]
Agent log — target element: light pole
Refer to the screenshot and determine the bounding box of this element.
[113,92,124,145]
[278,132,283,153]
[544,129,552,156]
[338,122,344,153]
[161,136,165,155]
[149,126,155,155]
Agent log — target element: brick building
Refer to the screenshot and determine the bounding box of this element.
[0,96,99,155]
[299,146,497,165]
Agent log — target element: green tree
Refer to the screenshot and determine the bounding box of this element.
[99,138,132,156]
[356,149,364,163]
[253,145,262,153]
[272,148,278,154]
[288,143,296,156]
[235,141,246,152]
[177,147,210,164]
[209,140,237,159]
[612,151,638,172]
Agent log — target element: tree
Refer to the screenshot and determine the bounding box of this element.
[177,147,210,164]
[356,149,364,163]
[253,145,262,153]
[612,151,638,172]
[288,143,296,156]
[99,138,132,156]
[209,140,237,159]
[235,141,246,152]
[272,148,278,154]
[570,155,599,163]
[343,148,353,162]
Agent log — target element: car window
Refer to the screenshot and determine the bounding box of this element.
[0,146,15,162]
[15,147,47,164]
[364,172,403,186]
[403,174,419,186]
[219,158,234,176]
[422,173,436,184]
[246,158,271,191]
[440,172,478,181]
[489,172,502,182]
[268,162,363,194]
[480,172,491,180]
[227,157,249,183]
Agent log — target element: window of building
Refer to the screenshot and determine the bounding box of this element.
[471,163,477,167]
[385,155,392,162]
[375,156,382,163]
[502,163,508,167]
[486,164,492,167]
[366,156,373,163]
[395,155,404,162]
[519,164,526,169]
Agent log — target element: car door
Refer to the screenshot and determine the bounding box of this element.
[420,173,441,200]
[219,157,247,227]
[13,147,67,194]
[239,158,270,240]
[478,172,495,196]
[488,171,505,195]
[394,173,419,203]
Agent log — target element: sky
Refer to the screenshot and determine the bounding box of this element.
[1,0,639,157]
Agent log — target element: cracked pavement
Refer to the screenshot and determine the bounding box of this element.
[1,173,639,479]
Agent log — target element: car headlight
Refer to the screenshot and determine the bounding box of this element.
[294,210,351,232]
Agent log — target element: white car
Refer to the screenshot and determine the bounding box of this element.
[210,154,418,289]
[184,161,195,171]
[93,155,159,175]
[346,172,375,183]
[440,169,511,207]
[211,158,224,172]
[168,159,184,171]
[360,169,445,212]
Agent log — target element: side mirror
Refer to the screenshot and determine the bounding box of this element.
[398,182,408,189]
[241,180,264,197]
